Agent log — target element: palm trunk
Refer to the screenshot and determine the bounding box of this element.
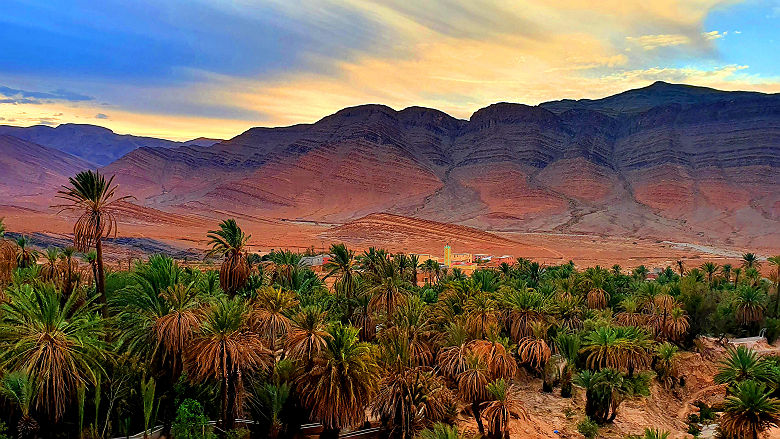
[96,238,107,317]
[472,401,484,434]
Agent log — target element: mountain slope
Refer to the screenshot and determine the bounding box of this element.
[0,135,92,205]
[0,124,220,166]
[10,82,780,250]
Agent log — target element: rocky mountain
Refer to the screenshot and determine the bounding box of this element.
[12,82,780,250]
[0,135,92,206]
[0,123,222,166]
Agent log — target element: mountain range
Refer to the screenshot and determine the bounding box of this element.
[1,81,778,251]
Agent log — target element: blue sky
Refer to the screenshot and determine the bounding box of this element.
[0,0,778,139]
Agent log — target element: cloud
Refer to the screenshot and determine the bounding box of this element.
[95,113,109,119]
[626,34,691,50]
[703,30,725,40]
[0,85,93,104]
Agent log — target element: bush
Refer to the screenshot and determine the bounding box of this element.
[694,401,716,421]
[766,318,780,344]
[172,399,216,439]
[577,417,599,439]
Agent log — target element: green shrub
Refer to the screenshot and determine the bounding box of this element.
[694,401,716,421]
[766,318,780,344]
[577,417,599,439]
[171,399,216,439]
[687,422,701,437]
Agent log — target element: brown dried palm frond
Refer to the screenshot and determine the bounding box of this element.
[457,355,491,403]
[251,285,298,346]
[586,288,609,310]
[285,306,331,364]
[666,307,690,341]
[0,240,17,286]
[154,284,201,366]
[517,322,551,370]
[481,379,528,438]
[470,339,517,380]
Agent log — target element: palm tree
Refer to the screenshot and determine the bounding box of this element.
[457,354,491,435]
[0,283,105,420]
[722,264,733,284]
[409,254,420,287]
[701,262,719,286]
[715,346,770,388]
[416,423,467,439]
[665,307,690,342]
[582,326,651,375]
[286,306,331,367]
[251,381,291,439]
[185,297,271,431]
[586,287,609,310]
[615,297,647,328]
[465,292,499,339]
[554,332,581,397]
[0,371,39,439]
[252,285,298,353]
[59,246,79,296]
[40,247,61,283]
[517,322,551,371]
[367,256,408,317]
[206,219,251,296]
[735,267,743,286]
[768,256,780,316]
[324,243,357,298]
[55,170,132,317]
[720,380,780,439]
[742,253,760,270]
[299,323,379,438]
[735,285,767,328]
[676,260,685,277]
[633,265,649,281]
[654,342,678,388]
[14,236,38,269]
[482,379,526,439]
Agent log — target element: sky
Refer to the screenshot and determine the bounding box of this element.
[0,0,778,140]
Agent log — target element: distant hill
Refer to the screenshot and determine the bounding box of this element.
[0,123,221,166]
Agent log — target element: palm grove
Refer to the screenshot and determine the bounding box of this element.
[0,170,779,439]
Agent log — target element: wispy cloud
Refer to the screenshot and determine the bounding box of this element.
[0,85,93,104]
[95,113,109,119]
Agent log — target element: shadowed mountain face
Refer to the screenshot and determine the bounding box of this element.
[8,82,780,249]
[0,123,222,166]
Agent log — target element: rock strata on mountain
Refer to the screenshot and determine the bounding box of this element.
[6,82,780,251]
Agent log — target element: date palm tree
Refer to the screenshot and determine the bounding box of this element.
[482,379,526,439]
[675,260,685,277]
[206,219,251,296]
[185,297,271,431]
[0,371,39,439]
[299,323,379,438]
[715,346,770,388]
[324,243,358,299]
[722,264,733,284]
[654,342,679,388]
[55,170,132,316]
[735,285,767,328]
[742,253,760,270]
[582,326,651,375]
[701,262,719,286]
[457,354,491,435]
[14,236,38,269]
[252,285,298,353]
[409,254,420,287]
[517,321,551,370]
[720,380,780,439]
[554,332,581,397]
[615,297,647,328]
[0,283,106,420]
[768,256,780,316]
[40,247,61,283]
[285,306,331,367]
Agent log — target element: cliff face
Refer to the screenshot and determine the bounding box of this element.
[81,82,780,248]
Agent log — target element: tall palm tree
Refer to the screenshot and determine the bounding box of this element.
[0,371,39,439]
[768,256,780,316]
[324,243,358,299]
[185,297,271,431]
[409,254,420,287]
[701,262,719,286]
[654,342,679,388]
[722,264,733,284]
[742,253,760,270]
[720,380,780,439]
[299,323,379,438]
[676,260,685,277]
[457,354,491,435]
[40,247,61,283]
[482,379,526,439]
[59,246,79,296]
[368,257,408,317]
[735,267,743,286]
[735,285,767,328]
[206,219,251,296]
[55,170,132,317]
[0,283,105,420]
